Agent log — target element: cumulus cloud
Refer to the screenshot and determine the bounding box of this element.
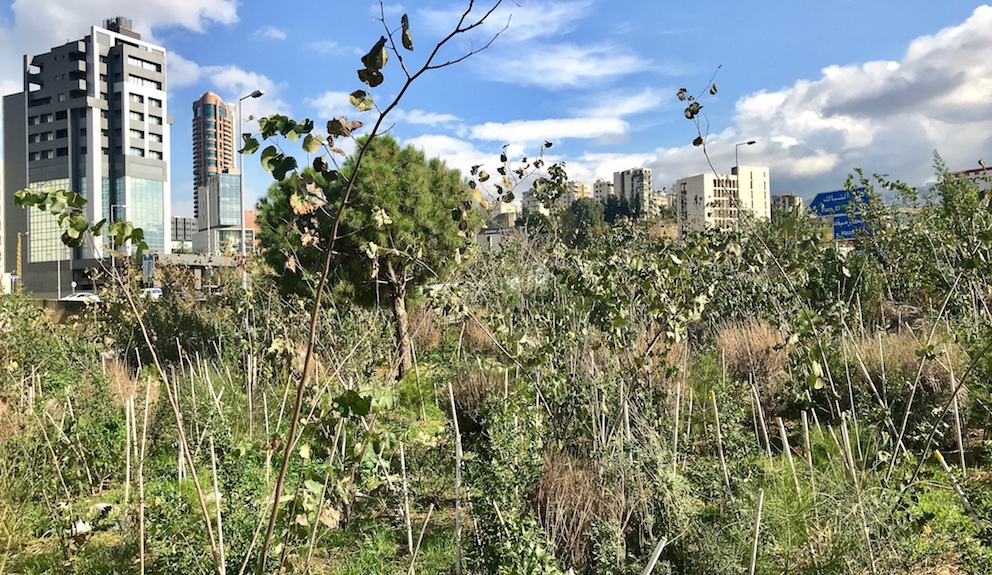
[306,91,365,120]
[255,26,286,40]
[419,0,593,44]
[307,40,342,55]
[167,53,292,120]
[470,117,628,144]
[393,109,460,126]
[650,4,992,196]
[479,43,643,89]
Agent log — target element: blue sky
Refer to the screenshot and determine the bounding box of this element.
[1,1,991,216]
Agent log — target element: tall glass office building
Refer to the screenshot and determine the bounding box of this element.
[2,16,172,294]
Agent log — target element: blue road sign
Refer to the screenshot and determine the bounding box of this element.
[809,188,868,239]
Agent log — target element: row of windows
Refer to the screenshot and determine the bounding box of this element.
[128,111,164,124]
[28,148,68,160]
[27,110,69,125]
[127,56,162,73]
[127,74,162,90]
[129,93,163,107]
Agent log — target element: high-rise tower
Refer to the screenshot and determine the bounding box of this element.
[3,16,172,294]
[192,92,237,220]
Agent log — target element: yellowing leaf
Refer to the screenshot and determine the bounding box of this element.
[318,506,341,528]
[299,443,312,460]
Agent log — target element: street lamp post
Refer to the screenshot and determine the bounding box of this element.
[238,89,264,286]
[735,140,756,174]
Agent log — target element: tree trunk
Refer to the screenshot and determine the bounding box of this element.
[387,260,413,378]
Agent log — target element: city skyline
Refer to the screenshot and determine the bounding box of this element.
[1,2,991,218]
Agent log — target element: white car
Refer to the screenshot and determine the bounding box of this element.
[60,292,101,303]
[140,288,163,300]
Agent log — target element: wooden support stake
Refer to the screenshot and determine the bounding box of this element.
[710,391,731,491]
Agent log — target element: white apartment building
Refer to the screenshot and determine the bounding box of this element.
[521,188,550,217]
[675,166,771,234]
[614,168,652,214]
[556,180,591,208]
[592,179,614,203]
[486,200,518,229]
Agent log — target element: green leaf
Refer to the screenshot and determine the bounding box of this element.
[273,156,298,181]
[349,90,374,112]
[241,134,260,155]
[357,68,384,88]
[361,36,388,71]
[333,390,371,418]
[401,14,414,50]
[302,134,322,154]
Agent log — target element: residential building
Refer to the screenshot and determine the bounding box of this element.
[614,168,652,215]
[771,193,805,221]
[556,180,591,208]
[521,188,550,217]
[592,179,614,203]
[950,166,992,199]
[674,166,771,234]
[486,200,518,229]
[192,92,237,218]
[2,16,172,295]
[171,216,196,252]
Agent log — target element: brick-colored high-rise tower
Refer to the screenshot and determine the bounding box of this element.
[192,92,236,220]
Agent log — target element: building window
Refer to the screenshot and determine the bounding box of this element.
[127,75,162,90]
[80,147,87,155]
[130,111,145,122]
[149,115,162,125]
[56,147,68,157]
[149,97,162,108]
[149,150,163,160]
[127,56,162,73]
[130,93,144,103]
[130,129,145,139]
[56,128,68,138]
[130,147,144,157]
[149,132,163,143]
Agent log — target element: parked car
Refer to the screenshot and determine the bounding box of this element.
[60,292,101,303]
[140,288,163,300]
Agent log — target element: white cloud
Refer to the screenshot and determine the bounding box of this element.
[578,88,665,118]
[166,53,292,120]
[420,0,593,44]
[393,109,460,126]
[470,117,628,144]
[660,4,992,196]
[255,26,286,40]
[307,40,342,55]
[480,43,643,89]
[306,91,364,120]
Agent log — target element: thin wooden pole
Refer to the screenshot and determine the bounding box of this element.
[447,381,463,575]
[710,391,731,491]
[778,417,801,496]
[749,489,764,575]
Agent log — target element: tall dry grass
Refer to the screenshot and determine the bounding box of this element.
[716,319,788,414]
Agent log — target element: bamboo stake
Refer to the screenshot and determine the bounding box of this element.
[641,536,670,575]
[934,450,982,526]
[801,411,813,469]
[139,376,152,575]
[751,379,772,459]
[400,442,414,554]
[447,381,463,575]
[749,489,764,575]
[945,345,966,477]
[710,391,731,491]
[672,379,681,473]
[209,437,226,575]
[407,503,435,575]
[777,417,800,496]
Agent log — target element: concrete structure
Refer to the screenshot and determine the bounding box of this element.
[2,16,172,296]
[521,188,550,217]
[674,166,771,234]
[556,180,591,208]
[193,172,248,254]
[771,193,805,221]
[949,166,992,198]
[192,92,237,218]
[171,216,196,252]
[614,168,652,215]
[592,179,613,203]
[486,200,518,229]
